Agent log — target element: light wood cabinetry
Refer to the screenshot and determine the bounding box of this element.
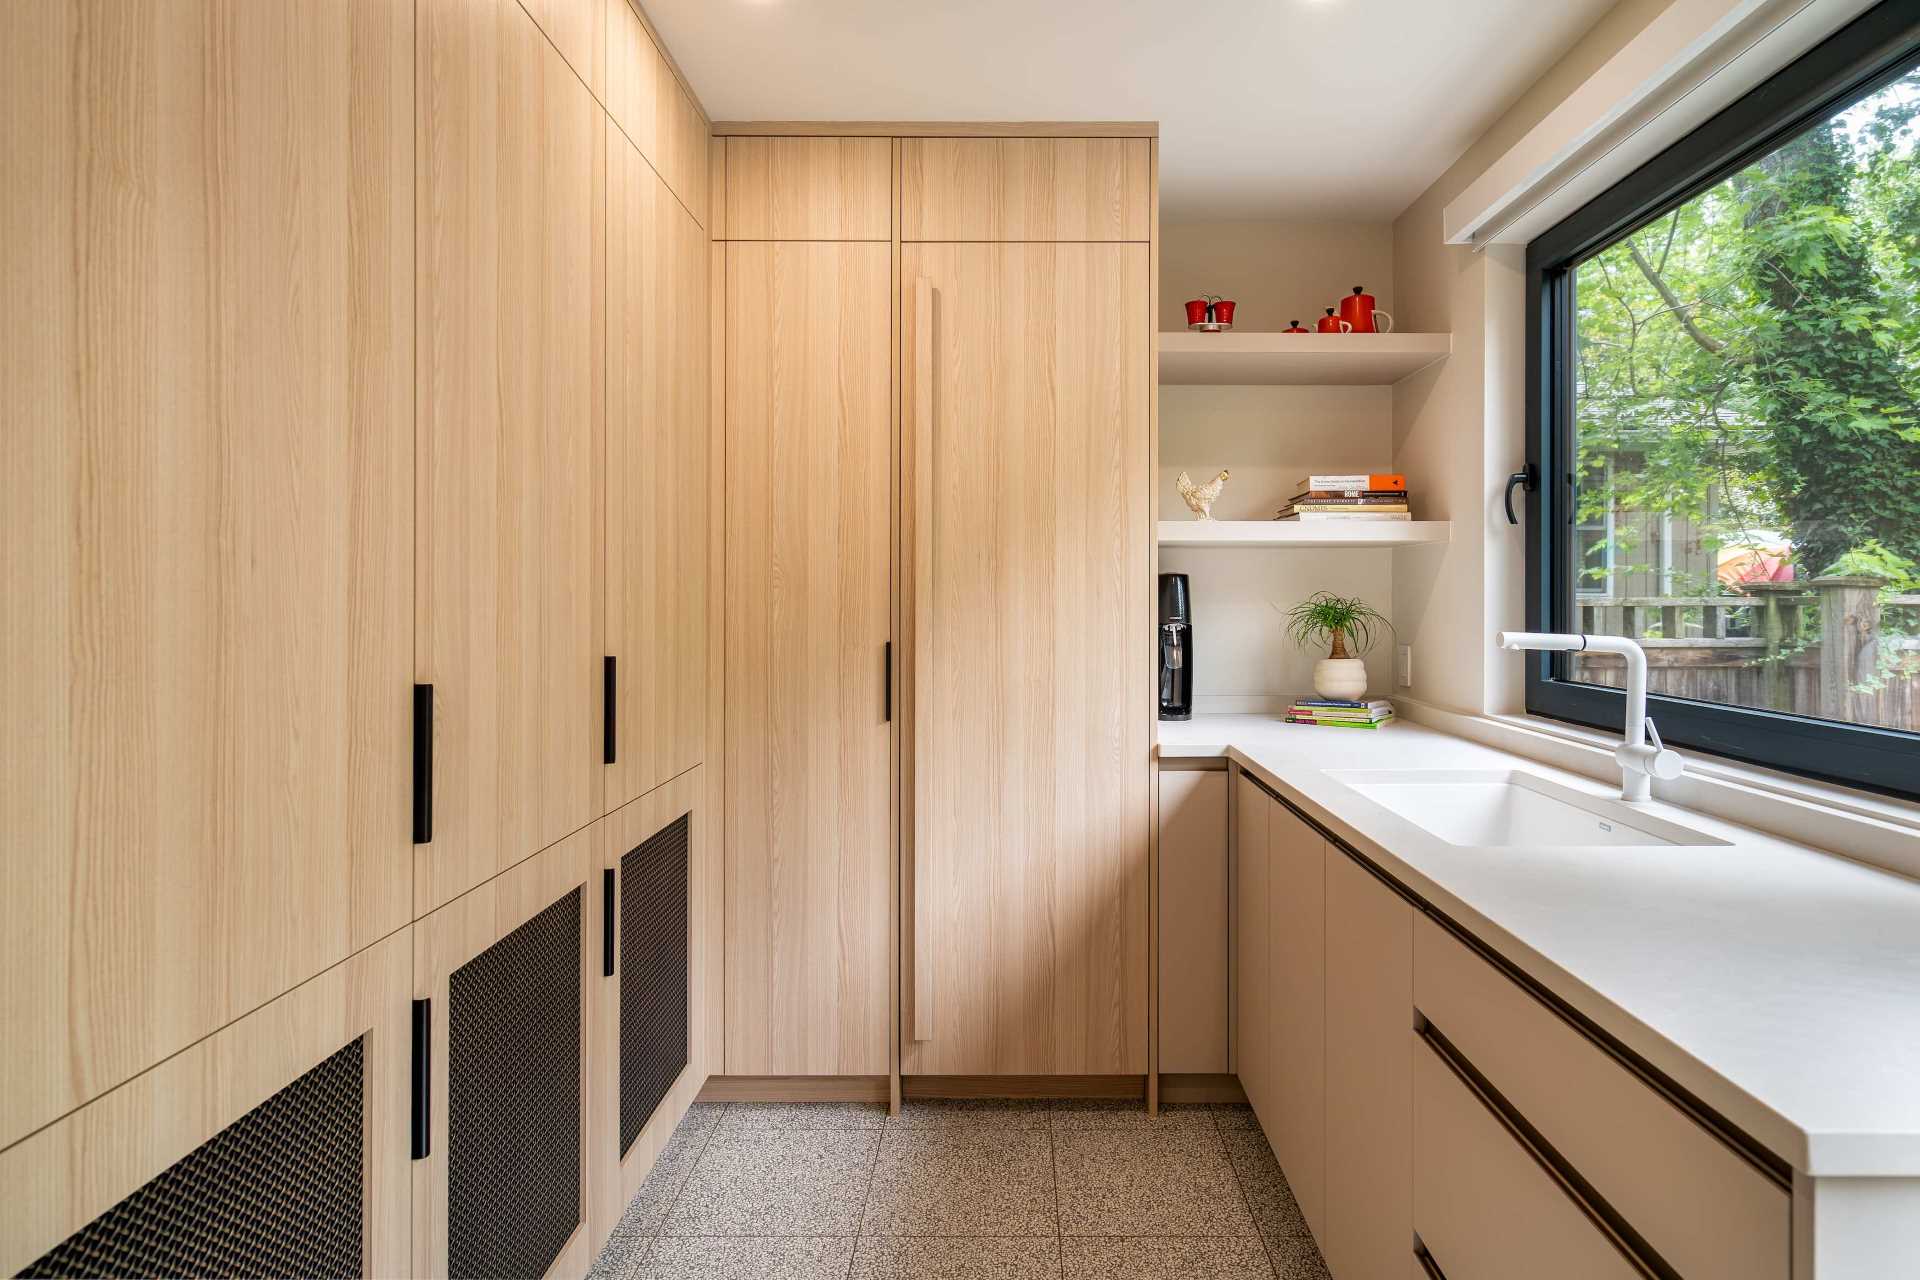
[724,138,893,240]
[0,0,414,1150]
[1413,1034,1642,1280]
[1267,800,1327,1238]
[522,0,606,102]
[0,930,413,1277]
[724,240,893,1075]
[605,0,708,227]
[606,128,709,812]
[901,240,1151,1076]
[416,0,604,915]
[1323,853,1413,1280]
[1159,770,1229,1074]
[1232,775,1273,1114]
[900,138,1151,241]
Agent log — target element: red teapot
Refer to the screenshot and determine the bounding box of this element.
[1315,308,1352,334]
[1338,286,1393,334]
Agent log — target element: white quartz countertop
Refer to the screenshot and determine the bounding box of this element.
[1159,713,1920,1177]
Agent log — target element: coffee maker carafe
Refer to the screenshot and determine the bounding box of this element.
[1158,573,1192,721]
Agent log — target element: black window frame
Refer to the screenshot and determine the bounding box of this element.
[1525,0,1920,799]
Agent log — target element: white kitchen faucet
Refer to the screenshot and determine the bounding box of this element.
[1497,632,1685,802]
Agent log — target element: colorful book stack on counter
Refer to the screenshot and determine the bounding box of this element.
[1287,698,1395,728]
[1277,473,1411,521]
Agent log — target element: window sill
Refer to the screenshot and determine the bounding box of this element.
[1395,697,1920,883]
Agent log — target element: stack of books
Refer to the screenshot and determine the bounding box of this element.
[1286,697,1395,728]
[1277,473,1411,522]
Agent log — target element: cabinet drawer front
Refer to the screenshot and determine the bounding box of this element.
[1414,916,1788,1280]
[1413,1036,1643,1280]
[901,138,1150,241]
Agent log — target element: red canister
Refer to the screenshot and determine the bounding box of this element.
[1211,299,1236,326]
[1184,298,1211,326]
[1338,286,1394,334]
[1315,308,1351,334]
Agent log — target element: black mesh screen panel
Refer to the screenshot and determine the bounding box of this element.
[20,1037,365,1280]
[448,886,582,1280]
[620,813,689,1155]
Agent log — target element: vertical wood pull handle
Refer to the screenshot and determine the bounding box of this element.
[911,276,935,1044]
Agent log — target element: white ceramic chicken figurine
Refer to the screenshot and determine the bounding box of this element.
[1175,468,1230,520]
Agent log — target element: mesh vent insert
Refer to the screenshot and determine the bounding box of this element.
[448,886,582,1280]
[621,812,690,1155]
[21,1036,365,1280]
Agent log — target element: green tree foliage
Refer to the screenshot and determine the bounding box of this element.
[1575,69,1920,582]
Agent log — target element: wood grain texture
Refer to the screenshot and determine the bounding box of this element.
[901,139,1151,241]
[604,0,707,227]
[702,139,729,1084]
[900,242,1151,1076]
[713,121,1158,138]
[416,0,604,916]
[1323,851,1414,1280]
[724,241,893,1076]
[0,0,413,1149]
[411,823,595,1280]
[521,0,604,103]
[698,1075,890,1103]
[1159,770,1228,1074]
[587,768,708,1254]
[1232,776,1272,1119]
[723,137,892,240]
[606,131,708,812]
[1269,803,1327,1240]
[0,930,412,1277]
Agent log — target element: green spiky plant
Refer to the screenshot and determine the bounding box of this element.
[1283,592,1392,661]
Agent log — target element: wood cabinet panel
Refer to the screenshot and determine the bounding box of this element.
[900,138,1151,241]
[0,930,412,1278]
[416,0,604,915]
[1268,803,1327,1239]
[1159,770,1229,1074]
[724,137,892,239]
[724,241,892,1075]
[1232,777,1273,1116]
[901,242,1151,1075]
[0,0,414,1149]
[1324,852,1413,1280]
[523,0,605,102]
[1413,1035,1642,1280]
[605,0,707,228]
[606,131,708,811]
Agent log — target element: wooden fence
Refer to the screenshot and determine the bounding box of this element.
[1572,578,1920,732]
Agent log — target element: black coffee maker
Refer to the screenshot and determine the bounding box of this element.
[1158,573,1193,721]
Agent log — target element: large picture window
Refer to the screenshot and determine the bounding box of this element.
[1527,2,1920,797]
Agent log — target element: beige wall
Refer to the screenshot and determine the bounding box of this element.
[1389,0,1680,716]
[1161,220,1394,333]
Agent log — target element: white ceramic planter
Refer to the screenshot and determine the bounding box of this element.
[1313,657,1369,700]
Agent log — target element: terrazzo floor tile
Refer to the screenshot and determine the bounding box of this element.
[1222,1129,1311,1240]
[715,1100,889,1131]
[1266,1235,1333,1279]
[636,1236,856,1280]
[677,1101,730,1133]
[661,1129,880,1236]
[1048,1099,1215,1130]
[1208,1103,1261,1131]
[859,1130,1058,1237]
[1054,1129,1257,1237]
[887,1098,1052,1129]
[1062,1235,1276,1279]
[609,1119,725,1240]
[850,1236,1063,1279]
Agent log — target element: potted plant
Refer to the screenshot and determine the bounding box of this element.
[1283,591,1391,700]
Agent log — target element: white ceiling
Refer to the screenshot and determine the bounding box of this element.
[645,0,1620,221]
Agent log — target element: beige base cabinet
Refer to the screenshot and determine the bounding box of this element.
[1233,773,1273,1116]
[1267,795,1328,1239]
[1160,770,1230,1074]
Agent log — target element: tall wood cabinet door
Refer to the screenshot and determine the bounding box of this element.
[416,0,604,916]
[607,131,708,812]
[901,242,1151,1075]
[1232,777,1273,1119]
[724,241,892,1075]
[1269,803,1327,1240]
[0,0,414,1149]
[1324,850,1414,1280]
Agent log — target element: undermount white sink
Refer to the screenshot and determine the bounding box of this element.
[1325,769,1730,849]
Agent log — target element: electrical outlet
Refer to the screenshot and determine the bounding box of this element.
[1397,644,1413,688]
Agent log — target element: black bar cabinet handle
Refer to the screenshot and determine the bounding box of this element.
[883,641,893,722]
[412,684,433,844]
[410,997,431,1159]
[603,656,617,765]
[602,867,616,977]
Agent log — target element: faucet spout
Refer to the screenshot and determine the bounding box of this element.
[1495,631,1682,801]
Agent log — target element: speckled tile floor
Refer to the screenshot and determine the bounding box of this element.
[587,1101,1331,1280]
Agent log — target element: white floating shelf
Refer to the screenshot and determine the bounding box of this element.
[1159,331,1452,386]
[1158,520,1452,549]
